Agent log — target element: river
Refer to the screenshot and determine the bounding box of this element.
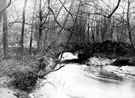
[31,63,135,98]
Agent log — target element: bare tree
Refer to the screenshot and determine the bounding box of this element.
[0,0,11,58]
[35,0,49,51]
[29,0,37,55]
[126,0,133,47]
[20,0,28,56]
[3,0,8,58]
[38,0,43,51]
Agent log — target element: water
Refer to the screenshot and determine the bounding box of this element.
[32,64,135,98]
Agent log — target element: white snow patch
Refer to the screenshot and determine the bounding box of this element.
[58,52,78,61]
[88,57,115,66]
[87,57,135,78]
[0,88,17,98]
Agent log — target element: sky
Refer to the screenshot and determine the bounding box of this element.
[9,0,135,22]
[13,0,126,14]
[14,0,33,10]
[13,0,119,10]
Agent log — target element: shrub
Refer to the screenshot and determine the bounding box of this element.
[11,71,38,93]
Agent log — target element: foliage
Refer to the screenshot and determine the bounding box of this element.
[91,40,132,55]
[11,71,38,93]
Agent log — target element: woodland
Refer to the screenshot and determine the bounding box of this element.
[0,0,135,98]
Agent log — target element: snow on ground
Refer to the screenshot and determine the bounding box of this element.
[29,62,135,98]
[58,52,78,61]
[87,56,115,66]
[87,57,135,78]
[0,88,17,98]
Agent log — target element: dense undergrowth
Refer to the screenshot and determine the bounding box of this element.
[10,71,38,93]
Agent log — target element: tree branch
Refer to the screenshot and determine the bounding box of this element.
[107,0,121,18]
[0,0,12,15]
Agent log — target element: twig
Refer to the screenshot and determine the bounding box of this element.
[51,64,65,72]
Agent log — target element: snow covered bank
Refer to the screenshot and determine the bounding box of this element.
[87,57,135,79]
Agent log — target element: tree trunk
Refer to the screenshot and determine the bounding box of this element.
[38,0,43,51]
[3,3,8,58]
[0,0,8,58]
[20,0,28,57]
[29,0,37,55]
[127,0,133,47]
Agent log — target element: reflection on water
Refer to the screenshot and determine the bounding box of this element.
[80,66,135,98]
[90,76,135,98]
[63,64,135,98]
